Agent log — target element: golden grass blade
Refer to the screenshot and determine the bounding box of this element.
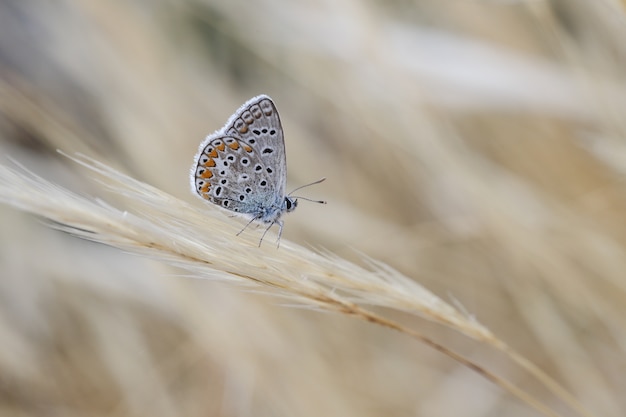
[0,153,590,417]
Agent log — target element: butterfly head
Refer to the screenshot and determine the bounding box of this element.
[284,196,298,213]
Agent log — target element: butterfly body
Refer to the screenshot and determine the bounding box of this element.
[191,95,298,242]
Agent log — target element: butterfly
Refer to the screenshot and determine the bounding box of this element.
[190,95,325,246]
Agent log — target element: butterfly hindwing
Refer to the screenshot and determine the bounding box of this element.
[192,135,280,215]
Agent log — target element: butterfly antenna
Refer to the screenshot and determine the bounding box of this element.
[291,196,326,204]
[288,178,327,204]
[288,177,326,195]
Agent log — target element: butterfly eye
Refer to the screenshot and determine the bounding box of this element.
[285,198,297,211]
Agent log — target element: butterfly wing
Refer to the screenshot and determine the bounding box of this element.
[221,95,287,197]
[191,135,280,215]
[190,95,289,221]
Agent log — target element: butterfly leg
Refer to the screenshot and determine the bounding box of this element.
[258,221,275,247]
[275,220,285,248]
[237,216,259,237]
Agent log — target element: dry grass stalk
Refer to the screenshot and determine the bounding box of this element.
[0,153,591,417]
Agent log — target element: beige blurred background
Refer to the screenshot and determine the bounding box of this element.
[1,1,626,416]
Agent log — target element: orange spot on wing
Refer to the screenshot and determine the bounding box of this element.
[216,142,226,151]
[208,149,218,158]
[228,141,240,150]
[243,145,253,153]
[201,184,210,193]
[205,158,216,167]
[201,169,213,179]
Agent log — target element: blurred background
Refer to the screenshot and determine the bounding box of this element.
[1,1,626,416]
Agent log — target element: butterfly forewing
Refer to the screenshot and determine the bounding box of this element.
[222,95,287,196]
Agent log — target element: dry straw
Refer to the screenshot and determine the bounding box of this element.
[0,153,591,417]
